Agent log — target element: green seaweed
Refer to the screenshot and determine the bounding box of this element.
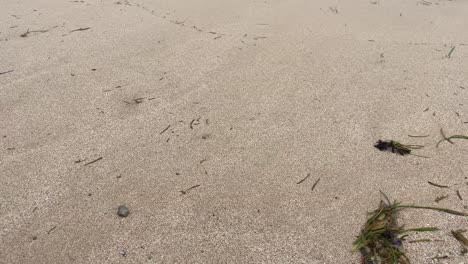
[354,192,467,263]
[436,129,468,147]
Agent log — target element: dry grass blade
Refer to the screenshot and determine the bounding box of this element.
[400,227,440,233]
[296,173,310,184]
[434,195,448,203]
[396,205,468,216]
[451,229,468,248]
[436,129,468,147]
[408,239,444,243]
[408,135,430,138]
[311,178,320,191]
[448,46,456,58]
[427,181,449,188]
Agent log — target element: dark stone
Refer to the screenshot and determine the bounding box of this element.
[117,205,129,217]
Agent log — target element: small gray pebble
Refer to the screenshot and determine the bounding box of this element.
[117,205,129,217]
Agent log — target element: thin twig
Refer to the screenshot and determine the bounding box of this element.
[457,190,463,200]
[428,181,449,188]
[47,226,57,234]
[311,178,321,191]
[20,28,30,37]
[0,70,14,75]
[84,157,103,166]
[180,184,200,195]
[296,173,311,185]
[159,125,170,135]
[20,28,50,37]
[435,195,448,203]
[70,27,90,33]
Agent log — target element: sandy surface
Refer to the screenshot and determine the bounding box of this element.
[1,0,468,263]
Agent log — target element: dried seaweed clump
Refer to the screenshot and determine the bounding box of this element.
[354,192,467,264]
[374,140,423,156]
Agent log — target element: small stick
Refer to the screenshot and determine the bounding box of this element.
[435,195,448,203]
[456,190,463,200]
[190,119,195,129]
[200,159,207,164]
[428,181,449,188]
[84,157,103,166]
[296,173,311,185]
[159,125,171,135]
[70,27,90,33]
[311,178,321,191]
[0,70,14,75]
[47,226,57,234]
[20,28,50,37]
[180,184,200,195]
[20,28,30,37]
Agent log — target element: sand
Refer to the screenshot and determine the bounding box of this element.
[1,0,467,263]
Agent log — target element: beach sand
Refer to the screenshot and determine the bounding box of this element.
[1,0,467,263]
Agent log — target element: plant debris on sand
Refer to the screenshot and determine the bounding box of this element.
[354,192,467,264]
[374,140,423,156]
[436,128,468,147]
[451,229,468,248]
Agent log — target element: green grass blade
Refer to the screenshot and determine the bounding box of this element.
[397,205,468,216]
[400,227,440,233]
